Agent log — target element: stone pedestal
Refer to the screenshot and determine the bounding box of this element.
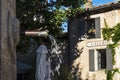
[0,0,20,80]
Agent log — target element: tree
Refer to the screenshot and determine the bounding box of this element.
[16,0,86,54]
[16,1,86,80]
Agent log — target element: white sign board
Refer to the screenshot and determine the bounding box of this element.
[86,40,113,47]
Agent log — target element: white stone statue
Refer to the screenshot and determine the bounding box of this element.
[36,43,51,80]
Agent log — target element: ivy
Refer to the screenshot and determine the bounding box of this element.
[102,20,120,80]
[105,68,120,80]
[112,23,120,44]
[102,19,114,40]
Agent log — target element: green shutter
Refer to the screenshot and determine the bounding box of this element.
[89,49,95,71]
[106,48,113,70]
[95,17,101,38]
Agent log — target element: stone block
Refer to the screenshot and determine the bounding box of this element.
[1,57,16,80]
[0,0,19,80]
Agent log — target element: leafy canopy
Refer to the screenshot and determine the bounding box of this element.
[16,0,86,35]
[16,0,86,54]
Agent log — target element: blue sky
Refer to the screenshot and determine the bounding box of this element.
[93,0,114,5]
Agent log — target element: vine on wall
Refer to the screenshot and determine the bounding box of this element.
[102,19,120,80]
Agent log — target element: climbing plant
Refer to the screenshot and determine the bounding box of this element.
[102,19,120,80]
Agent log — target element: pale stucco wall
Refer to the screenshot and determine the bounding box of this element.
[75,39,107,80]
[74,9,120,80]
[90,9,120,28]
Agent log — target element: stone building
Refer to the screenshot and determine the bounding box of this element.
[0,0,20,80]
[68,1,120,80]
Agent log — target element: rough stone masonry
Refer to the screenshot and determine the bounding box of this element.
[0,0,20,80]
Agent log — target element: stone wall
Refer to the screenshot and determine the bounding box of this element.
[0,0,20,80]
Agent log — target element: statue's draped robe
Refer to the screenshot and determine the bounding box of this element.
[36,44,51,80]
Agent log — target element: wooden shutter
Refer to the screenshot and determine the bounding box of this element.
[89,49,95,71]
[106,48,113,70]
[95,17,101,38]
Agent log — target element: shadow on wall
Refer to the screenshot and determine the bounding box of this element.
[71,46,84,80]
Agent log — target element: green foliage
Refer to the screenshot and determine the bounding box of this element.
[16,0,86,54]
[102,21,120,45]
[105,68,120,80]
[17,0,61,36]
[112,23,120,44]
[16,0,86,35]
[16,0,85,79]
[102,20,120,80]
[102,19,114,40]
[66,7,85,18]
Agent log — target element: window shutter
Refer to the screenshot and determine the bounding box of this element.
[95,17,101,38]
[106,48,113,70]
[89,49,95,71]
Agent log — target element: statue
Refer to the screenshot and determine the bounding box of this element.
[36,42,51,80]
[23,31,62,80]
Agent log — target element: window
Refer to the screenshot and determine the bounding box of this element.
[97,49,106,69]
[89,48,112,71]
[79,17,101,39]
[86,17,101,39]
[86,19,96,38]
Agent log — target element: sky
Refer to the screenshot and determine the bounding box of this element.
[93,0,115,5]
